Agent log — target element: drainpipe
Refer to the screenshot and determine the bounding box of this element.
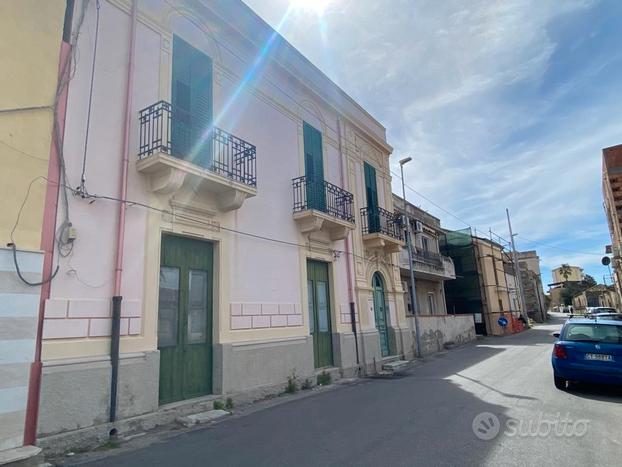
[23,41,72,447]
[337,116,365,374]
[110,0,138,424]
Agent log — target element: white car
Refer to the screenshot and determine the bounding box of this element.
[586,307,618,315]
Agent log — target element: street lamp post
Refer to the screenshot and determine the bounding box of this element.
[400,157,422,358]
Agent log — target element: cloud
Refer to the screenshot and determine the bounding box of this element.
[243,0,622,280]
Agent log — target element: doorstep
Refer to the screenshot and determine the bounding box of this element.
[0,445,43,467]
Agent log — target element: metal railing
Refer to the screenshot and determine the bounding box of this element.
[360,207,402,240]
[138,100,257,188]
[292,176,354,223]
[413,247,443,266]
[400,249,456,278]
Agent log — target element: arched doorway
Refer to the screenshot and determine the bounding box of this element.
[372,272,390,357]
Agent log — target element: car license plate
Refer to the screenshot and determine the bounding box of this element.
[585,353,613,361]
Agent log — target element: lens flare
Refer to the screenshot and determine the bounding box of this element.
[290,0,333,15]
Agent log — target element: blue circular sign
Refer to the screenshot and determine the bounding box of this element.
[498,316,509,327]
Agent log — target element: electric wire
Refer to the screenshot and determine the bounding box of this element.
[0,105,53,114]
[78,0,101,196]
[8,177,60,286]
[515,234,603,257]
[8,0,88,286]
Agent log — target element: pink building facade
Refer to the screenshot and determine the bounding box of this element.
[38,0,414,440]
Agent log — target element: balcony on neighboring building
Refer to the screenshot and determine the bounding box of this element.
[136,100,257,211]
[360,207,404,253]
[399,248,456,280]
[292,176,355,240]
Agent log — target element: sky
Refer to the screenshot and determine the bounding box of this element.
[242,0,622,287]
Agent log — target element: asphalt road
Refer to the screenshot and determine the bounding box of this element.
[74,314,622,466]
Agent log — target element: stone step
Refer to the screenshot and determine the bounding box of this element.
[381,360,410,373]
[381,355,402,365]
[177,409,230,428]
[0,446,43,467]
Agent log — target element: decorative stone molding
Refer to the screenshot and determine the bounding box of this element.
[136,152,256,212]
[293,210,354,241]
[362,232,404,254]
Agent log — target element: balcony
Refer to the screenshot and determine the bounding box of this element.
[292,176,355,241]
[399,248,456,280]
[136,101,257,211]
[360,207,404,253]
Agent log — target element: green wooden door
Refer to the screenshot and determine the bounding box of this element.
[372,272,390,357]
[364,162,379,233]
[303,122,326,212]
[171,35,213,168]
[307,260,333,368]
[158,235,213,404]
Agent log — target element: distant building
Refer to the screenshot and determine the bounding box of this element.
[517,251,546,322]
[572,285,619,312]
[551,265,584,284]
[602,144,622,308]
[549,264,585,310]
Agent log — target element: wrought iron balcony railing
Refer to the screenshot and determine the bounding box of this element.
[292,176,355,223]
[399,249,456,278]
[413,247,443,266]
[360,207,403,240]
[138,100,256,188]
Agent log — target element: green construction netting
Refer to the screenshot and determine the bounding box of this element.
[440,228,484,313]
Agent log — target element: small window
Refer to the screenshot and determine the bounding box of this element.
[422,237,430,252]
[158,267,180,348]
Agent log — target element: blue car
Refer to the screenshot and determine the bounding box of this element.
[551,316,622,389]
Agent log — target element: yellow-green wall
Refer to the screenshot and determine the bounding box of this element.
[0,0,66,250]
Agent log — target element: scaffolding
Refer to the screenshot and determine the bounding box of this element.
[439,228,488,334]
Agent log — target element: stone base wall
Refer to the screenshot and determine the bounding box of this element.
[38,327,402,439]
[214,336,314,395]
[38,351,159,438]
[409,315,476,356]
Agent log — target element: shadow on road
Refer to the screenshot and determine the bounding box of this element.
[70,321,583,467]
[566,382,622,402]
[454,372,538,401]
[74,343,515,467]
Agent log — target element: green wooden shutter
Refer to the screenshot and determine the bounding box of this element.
[303,122,325,211]
[364,162,379,232]
[171,36,192,160]
[171,36,213,168]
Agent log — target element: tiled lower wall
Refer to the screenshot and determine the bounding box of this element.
[230,303,303,330]
[43,298,142,339]
[0,247,42,451]
[339,304,359,324]
[230,303,360,330]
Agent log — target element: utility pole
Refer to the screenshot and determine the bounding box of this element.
[506,208,529,326]
[400,157,422,358]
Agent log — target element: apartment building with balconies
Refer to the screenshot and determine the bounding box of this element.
[35,0,412,440]
[392,195,455,316]
[391,196,476,356]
